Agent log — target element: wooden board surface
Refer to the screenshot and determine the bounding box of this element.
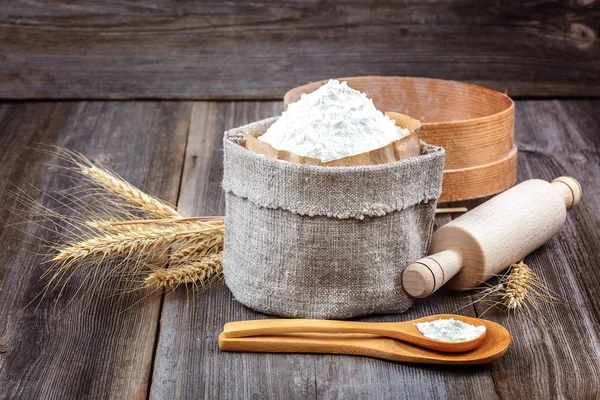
[1,1,599,99]
[0,99,599,398]
[0,101,190,399]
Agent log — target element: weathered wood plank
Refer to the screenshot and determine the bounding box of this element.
[150,101,497,399]
[465,100,600,399]
[0,101,190,398]
[0,1,598,99]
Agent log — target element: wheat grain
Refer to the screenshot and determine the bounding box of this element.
[145,252,223,289]
[169,234,223,264]
[79,165,180,219]
[86,220,141,233]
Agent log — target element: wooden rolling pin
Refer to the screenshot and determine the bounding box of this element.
[402,176,582,298]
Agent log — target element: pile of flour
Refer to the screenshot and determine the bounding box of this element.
[416,318,486,342]
[259,80,410,162]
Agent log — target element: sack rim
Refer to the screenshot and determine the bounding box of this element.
[222,117,445,219]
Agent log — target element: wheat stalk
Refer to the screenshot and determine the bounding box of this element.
[78,164,180,219]
[145,252,223,289]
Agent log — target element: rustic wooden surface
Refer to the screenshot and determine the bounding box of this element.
[0,99,599,399]
[1,0,599,99]
[0,102,190,399]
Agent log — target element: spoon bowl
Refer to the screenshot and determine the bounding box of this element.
[222,313,487,353]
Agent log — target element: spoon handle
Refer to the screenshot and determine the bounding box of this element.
[223,319,402,339]
[219,332,412,363]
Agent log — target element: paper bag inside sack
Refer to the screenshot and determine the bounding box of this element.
[244,112,421,166]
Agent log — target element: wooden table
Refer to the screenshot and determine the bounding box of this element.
[1,1,599,398]
[0,99,598,399]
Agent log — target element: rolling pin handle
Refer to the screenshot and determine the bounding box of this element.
[402,249,463,298]
[551,176,582,210]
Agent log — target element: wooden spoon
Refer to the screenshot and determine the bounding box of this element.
[219,318,510,365]
[222,314,487,353]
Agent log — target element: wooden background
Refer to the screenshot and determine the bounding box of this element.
[0,0,599,99]
[0,1,599,399]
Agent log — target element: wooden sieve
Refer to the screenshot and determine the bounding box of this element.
[284,77,517,203]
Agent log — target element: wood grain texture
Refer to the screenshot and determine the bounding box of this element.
[0,1,599,99]
[0,101,190,399]
[441,146,518,202]
[468,99,600,399]
[150,101,496,399]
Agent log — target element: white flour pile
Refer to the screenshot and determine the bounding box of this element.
[416,318,486,342]
[259,79,410,162]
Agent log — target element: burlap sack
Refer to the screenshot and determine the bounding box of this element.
[222,117,445,319]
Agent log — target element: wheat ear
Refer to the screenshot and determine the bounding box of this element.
[145,252,223,289]
[470,259,560,315]
[502,260,533,309]
[86,217,224,234]
[79,165,180,219]
[53,223,221,263]
[501,259,560,310]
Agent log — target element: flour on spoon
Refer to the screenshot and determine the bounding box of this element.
[416,318,486,342]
